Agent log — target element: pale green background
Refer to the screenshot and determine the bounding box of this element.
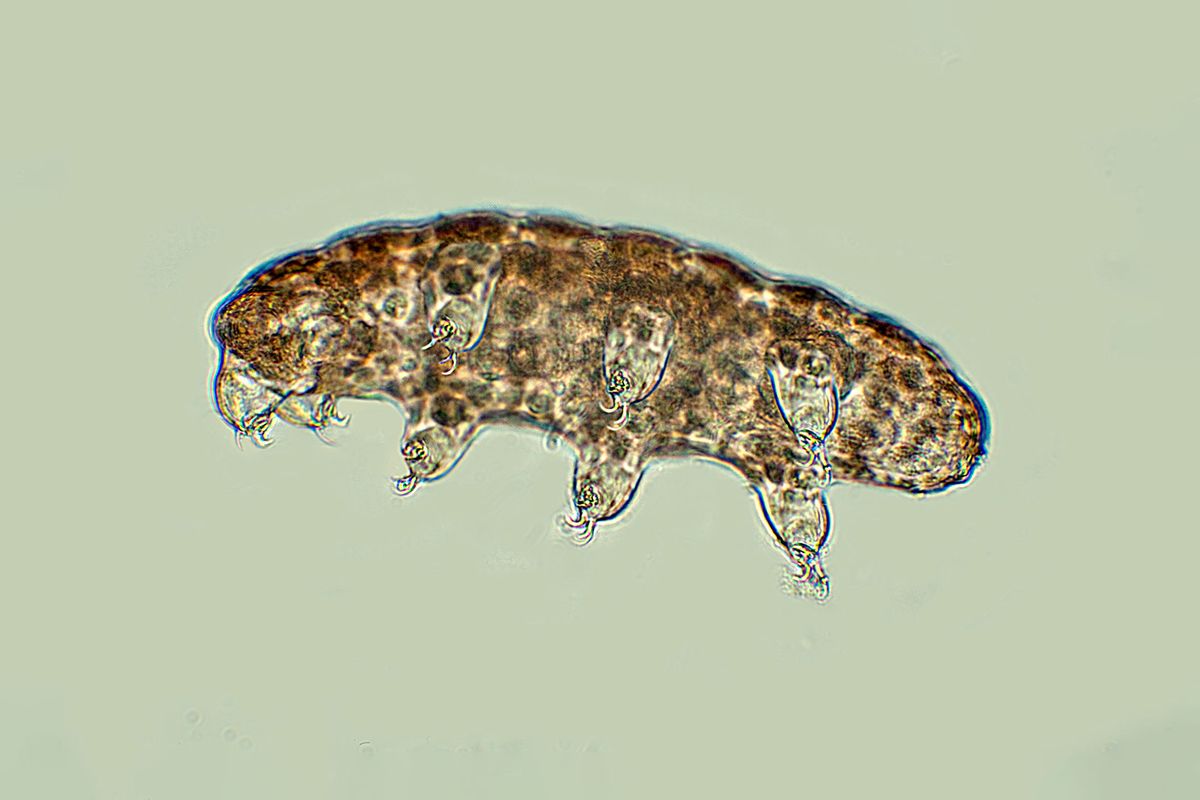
[2,2,1197,798]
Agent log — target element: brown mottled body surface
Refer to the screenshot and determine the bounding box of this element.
[211,210,988,600]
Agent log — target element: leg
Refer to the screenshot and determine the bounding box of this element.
[393,422,476,495]
[418,242,503,375]
[392,390,480,496]
[729,424,835,600]
[761,485,832,601]
[765,338,840,441]
[598,302,676,430]
[559,424,648,545]
[274,392,348,442]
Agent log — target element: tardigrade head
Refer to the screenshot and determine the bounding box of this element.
[209,236,426,444]
[823,315,990,494]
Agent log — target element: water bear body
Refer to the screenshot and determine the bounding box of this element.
[211,210,988,600]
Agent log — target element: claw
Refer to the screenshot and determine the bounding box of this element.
[393,473,420,496]
[560,502,587,528]
[571,516,597,546]
[600,304,675,430]
[605,402,630,431]
[784,543,830,601]
[421,317,460,375]
[315,395,348,427]
[247,432,273,448]
[242,412,275,448]
[274,393,348,443]
[558,512,597,546]
[559,479,604,545]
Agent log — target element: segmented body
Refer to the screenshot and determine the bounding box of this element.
[211,210,988,600]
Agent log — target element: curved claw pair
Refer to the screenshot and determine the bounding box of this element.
[392,473,420,497]
[270,394,348,445]
[314,396,349,427]
[784,544,830,601]
[307,398,346,446]
[421,317,461,376]
[421,337,458,375]
[597,395,630,430]
[233,428,272,450]
[559,510,598,546]
[234,411,275,449]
